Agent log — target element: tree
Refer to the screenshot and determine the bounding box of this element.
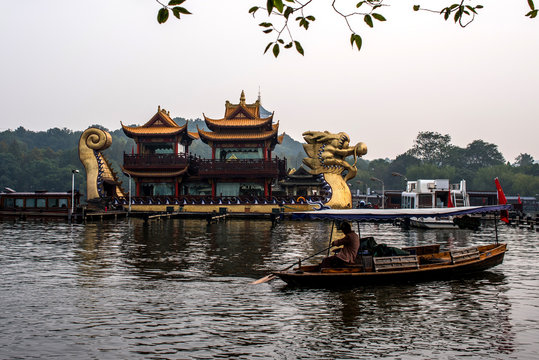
[514,153,535,167]
[154,0,538,56]
[407,131,452,166]
[462,139,505,169]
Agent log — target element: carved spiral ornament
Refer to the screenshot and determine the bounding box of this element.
[82,128,112,151]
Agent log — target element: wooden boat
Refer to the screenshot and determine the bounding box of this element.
[268,205,510,287]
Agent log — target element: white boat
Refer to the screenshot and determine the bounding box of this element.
[400,179,475,229]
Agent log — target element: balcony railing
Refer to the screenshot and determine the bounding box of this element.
[123,153,190,169]
[193,158,287,178]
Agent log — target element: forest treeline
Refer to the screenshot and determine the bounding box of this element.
[0,124,537,198]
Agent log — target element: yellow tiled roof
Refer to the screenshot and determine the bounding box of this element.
[203,114,273,128]
[197,123,280,142]
[121,124,187,136]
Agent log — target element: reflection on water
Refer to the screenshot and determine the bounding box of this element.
[0,219,538,359]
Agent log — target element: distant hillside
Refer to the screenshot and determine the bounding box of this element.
[0,122,308,194]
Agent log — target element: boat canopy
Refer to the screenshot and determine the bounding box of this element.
[292,205,511,221]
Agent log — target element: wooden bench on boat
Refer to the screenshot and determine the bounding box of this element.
[373,255,419,272]
[450,247,480,264]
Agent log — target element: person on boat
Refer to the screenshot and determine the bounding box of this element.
[319,221,360,269]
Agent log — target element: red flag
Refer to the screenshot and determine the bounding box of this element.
[494,177,509,223]
[447,188,454,208]
[518,194,522,204]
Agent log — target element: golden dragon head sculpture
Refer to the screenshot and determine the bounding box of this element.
[302,131,367,208]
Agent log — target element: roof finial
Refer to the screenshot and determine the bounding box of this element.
[158,105,161,112]
[258,86,261,104]
[240,90,246,105]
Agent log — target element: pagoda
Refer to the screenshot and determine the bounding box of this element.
[121,106,198,197]
[195,91,286,198]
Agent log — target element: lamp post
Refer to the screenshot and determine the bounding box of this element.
[127,173,132,213]
[71,169,79,216]
[391,172,408,182]
[370,176,385,209]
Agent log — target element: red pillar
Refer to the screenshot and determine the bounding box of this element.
[264,147,267,160]
[136,181,140,197]
[212,180,216,198]
[137,143,141,154]
[175,181,179,197]
[212,147,216,160]
[174,141,178,155]
[264,180,268,198]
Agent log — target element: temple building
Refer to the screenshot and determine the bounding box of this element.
[121,106,198,197]
[194,91,286,198]
[277,166,323,198]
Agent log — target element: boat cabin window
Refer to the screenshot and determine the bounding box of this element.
[418,194,432,208]
[26,198,36,208]
[48,198,59,208]
[401,196,415,209]
[15,198,24,208]
[435,191,449,208]
[59,199,68,208]
[4,198,14,208]
[36,198,46,208]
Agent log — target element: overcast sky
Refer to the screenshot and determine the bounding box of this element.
[0,1,537,161]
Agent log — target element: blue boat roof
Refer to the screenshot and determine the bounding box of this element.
[292,205,511,221]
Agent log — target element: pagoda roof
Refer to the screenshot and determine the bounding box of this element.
[197,123,282,143]
[121,106,196,139]
[203,114,274,131]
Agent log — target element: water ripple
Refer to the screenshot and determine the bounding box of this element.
[0,219,538,359]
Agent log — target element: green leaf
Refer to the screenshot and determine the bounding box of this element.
[531,9,538,18]
[264,42,273,54]
[249,6,259,15]
[476,5,483,9]
[294,41,304,55]
[364,14,373,28]
[174,7,191,15]
[443,9,450,20]
[168,0,185,5]
[356,1,365,8]
[267,0,274,14]
[454,8,461,23]
[284,42,293,49]
[172,7,182,19]
[263,29,273,33]
[259,22,272,27]
[450,4,459,10]
[465,5,477,14]
[277,39,284,44]
[272,43,280,57]
[413,5,420,11]
[274,0,284,13]
[350,34,362,51]
[306,15,316,21]
[284,6,293,19]
[372,13,386,21]
[528,0,535,10]
[157,8,169,24]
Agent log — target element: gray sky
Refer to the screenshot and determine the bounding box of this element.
[0,1,537,161]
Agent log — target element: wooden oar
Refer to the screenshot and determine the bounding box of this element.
[251,246,332,284]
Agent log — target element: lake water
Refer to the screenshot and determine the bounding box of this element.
[1,218,538,359]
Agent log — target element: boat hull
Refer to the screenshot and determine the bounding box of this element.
[274,244,506,287]
[409,218,458,229]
